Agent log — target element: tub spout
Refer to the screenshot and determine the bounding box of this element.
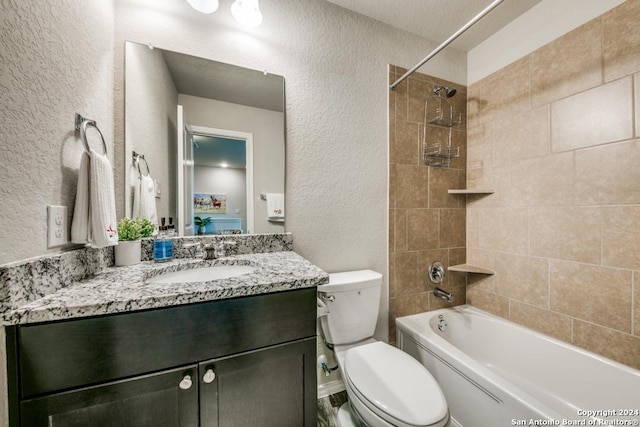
[434,287,453,303]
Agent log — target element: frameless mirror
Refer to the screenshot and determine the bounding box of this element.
[124,41,285,236]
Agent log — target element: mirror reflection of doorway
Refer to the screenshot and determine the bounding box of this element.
[192,134,247,235]
[177,111,254,236]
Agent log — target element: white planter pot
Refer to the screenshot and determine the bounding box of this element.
[115,240,142,266]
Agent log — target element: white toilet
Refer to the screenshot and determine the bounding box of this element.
[318,270,449,427]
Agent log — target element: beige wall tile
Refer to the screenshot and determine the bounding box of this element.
[531,19,603,107]
[389,209,395,252]
[635,272,639,337]
[389,292,431,343]
[636,73,640,137]
[395,164,428,208]
[388,254,396,299]
[511,152,574,207]
[393,75,408,121]
[509,301,572,342]
[407,77,430,123]
[494,254,549,307]
[574,140,640,205]
[466,287,509,318]
[466,124,493,180]
[394,120,420,165]
[392,251,419,297]
[550,260,632,332]
[466,208,480,249]
[530,207,601,264]
[439,208,465,248]
[429,166,464,209]
[573,320,640,370]
[468,57,530,125]
[389,115,396,164]
[602,206,640,270]
[389,163,396,208]
[494,106,550,164]
[551,77,633,152]
[603,0,640,82]
[393,209,407,252]
[467,164,513,208]
[407,208,440,250]
[479,208,529,254]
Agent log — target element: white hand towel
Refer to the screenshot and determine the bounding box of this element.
[88,150,118,247]
[266,193,285,222]
[133,175,158,226]
[71,152,90,244]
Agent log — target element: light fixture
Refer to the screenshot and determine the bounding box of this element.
[186,0,219,14]
[231,0,263,28]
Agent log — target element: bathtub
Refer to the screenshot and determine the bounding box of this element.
[396,305,640,427]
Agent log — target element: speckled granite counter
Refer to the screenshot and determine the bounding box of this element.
[4,251,328,325]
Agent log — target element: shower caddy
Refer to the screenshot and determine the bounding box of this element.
[423,94,461,168]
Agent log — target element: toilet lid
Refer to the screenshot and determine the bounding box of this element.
[344,342,448,427]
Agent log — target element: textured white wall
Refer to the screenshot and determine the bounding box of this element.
[125,42,178,222]
[115,0,467,343]
[0,1,114,422]
[0,0,114,266]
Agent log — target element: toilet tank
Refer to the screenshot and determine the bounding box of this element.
[318,270,382,345]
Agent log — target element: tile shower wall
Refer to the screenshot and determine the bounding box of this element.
[466,0,640,369]
[388,67,467,343]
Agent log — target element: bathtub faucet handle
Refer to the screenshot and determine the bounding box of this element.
[428,261,445,284]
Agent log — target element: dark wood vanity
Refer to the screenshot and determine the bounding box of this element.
[5,288,317,426]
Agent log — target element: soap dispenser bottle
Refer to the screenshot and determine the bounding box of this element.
[154,218,174,262]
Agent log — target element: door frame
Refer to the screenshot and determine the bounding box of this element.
[178,120,254,236]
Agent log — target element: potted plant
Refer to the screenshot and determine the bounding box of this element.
[115,218,155,266]
[194,216,211,235]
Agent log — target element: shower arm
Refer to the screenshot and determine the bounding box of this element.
[389,0,505,90]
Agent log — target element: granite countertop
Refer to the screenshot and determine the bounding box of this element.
[4,251,328,325]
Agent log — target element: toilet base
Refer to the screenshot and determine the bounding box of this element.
[337,401,364,427]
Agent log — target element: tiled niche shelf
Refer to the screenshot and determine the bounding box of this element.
[448,264,495,275]
[447,189,495,195]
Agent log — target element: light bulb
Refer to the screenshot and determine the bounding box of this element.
[231,0,263,28]
[186,0,219,14]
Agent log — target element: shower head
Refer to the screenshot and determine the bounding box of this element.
[433,85,457,98]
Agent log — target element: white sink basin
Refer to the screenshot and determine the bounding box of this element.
[147,265,256,284]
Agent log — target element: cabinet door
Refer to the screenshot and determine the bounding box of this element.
[200,338,317,427]
[20,365,198,427]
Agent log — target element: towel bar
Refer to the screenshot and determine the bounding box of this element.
[75,113,107,155]
[132,151,151,177]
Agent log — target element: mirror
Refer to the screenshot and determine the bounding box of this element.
[124,41,285,236]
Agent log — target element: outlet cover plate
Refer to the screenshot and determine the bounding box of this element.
[47,205,68,248]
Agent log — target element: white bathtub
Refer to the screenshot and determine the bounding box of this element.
[396,305,640,427]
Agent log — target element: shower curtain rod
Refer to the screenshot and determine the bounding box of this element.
[389,0,505,90]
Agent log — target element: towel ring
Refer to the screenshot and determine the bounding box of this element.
[80,120,107,155]
[132,151,151,177]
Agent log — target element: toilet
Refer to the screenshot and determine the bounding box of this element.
[318,270,449,427]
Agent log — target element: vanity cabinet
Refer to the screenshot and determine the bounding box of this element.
[6,288,317,427]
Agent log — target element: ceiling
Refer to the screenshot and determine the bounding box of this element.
[161,48,285,113]
[192,135,247,169]
[324,0,541,51]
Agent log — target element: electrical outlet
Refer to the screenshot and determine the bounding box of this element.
[47,205,68,248]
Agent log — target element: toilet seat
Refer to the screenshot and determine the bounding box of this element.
[343,342,448,427]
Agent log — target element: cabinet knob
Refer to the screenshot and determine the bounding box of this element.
[203,368,216,384]
[179,374,193,390]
